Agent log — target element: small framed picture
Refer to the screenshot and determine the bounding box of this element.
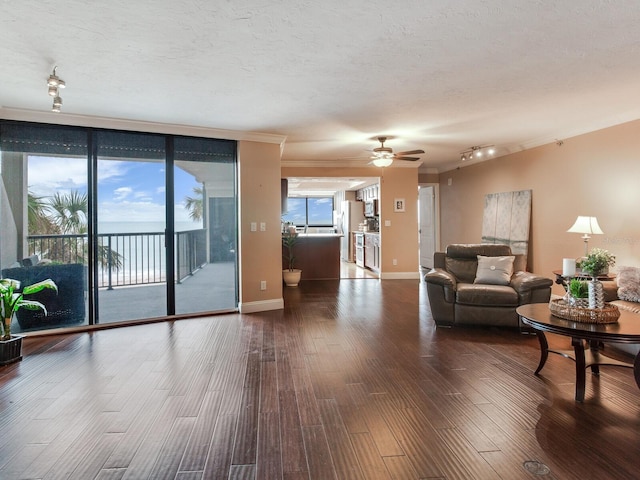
[394,198,405,212]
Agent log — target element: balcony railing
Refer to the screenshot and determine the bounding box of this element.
[27,229,207,289]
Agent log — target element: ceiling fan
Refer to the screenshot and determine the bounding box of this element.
[370,136,425,167]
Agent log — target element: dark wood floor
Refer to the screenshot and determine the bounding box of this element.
[1,279,639,479]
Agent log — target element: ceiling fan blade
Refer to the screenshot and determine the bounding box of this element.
[395,156,420,161]
[395,149,425,156]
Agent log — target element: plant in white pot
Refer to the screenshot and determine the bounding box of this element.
[0,277,58,365]
[282,228,302,287]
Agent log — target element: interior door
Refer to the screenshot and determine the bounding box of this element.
[419,185,436,269]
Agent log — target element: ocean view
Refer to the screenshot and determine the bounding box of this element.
[99,220,203,234]
[96,220,204,286]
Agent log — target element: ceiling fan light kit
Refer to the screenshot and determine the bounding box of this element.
[370,136,425,167]
[372,157,394,167]
[460,145,495,162]
[46,66,65,112]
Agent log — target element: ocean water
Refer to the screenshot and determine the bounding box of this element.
[97,220,204,285]
[99,220,202,234]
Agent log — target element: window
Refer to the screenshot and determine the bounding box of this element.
[282,197,333,226]
[0,120,238,333]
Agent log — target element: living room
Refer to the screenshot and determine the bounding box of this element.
[2,2,640,478]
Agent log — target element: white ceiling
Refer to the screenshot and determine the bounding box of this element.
[2,1,640,174]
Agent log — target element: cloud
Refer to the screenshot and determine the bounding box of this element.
[27,156,131,197]
[27,156,87,196]
[113,187,133,201]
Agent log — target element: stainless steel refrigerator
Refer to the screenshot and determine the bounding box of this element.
[339,200,365,262]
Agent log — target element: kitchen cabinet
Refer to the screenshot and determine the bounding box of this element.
[364,233,380,273]
[354,232,365,267]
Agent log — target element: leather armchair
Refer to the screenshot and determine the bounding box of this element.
[425,244,553,327]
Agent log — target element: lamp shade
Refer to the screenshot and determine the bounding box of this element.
[567,216,603,235]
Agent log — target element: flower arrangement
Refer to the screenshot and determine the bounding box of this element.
[580,248,615,278]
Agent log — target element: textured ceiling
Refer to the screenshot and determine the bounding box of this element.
[2,0,640,173]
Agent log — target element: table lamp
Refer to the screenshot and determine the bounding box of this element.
[567,216,603,257]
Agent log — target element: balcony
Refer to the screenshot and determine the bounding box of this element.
[9,229,237,334]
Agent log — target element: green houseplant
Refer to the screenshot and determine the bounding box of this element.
[566,278,589,307]
[0,278,57,365]
[568,278,589,299]
[282,228,302,287]
[580,248,616,278]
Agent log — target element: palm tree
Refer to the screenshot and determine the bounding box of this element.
[184,186,203,221]
[28,192,57,234]
[28,190,122,268]
[49,190,88,234]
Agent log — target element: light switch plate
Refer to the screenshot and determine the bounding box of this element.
[385,220,391,227]
[260,222,266,232]
[250,222,257,232]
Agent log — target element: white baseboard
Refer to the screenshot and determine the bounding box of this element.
[380,272,422,280]
[239,298,284,313]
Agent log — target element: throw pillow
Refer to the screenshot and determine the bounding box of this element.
[474,255,515,285]
[617,266,640,302]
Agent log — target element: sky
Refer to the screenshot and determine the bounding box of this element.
[28,155,202,229]
[282,197,334,226]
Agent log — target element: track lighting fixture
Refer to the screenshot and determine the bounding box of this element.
[460,145,496,162]
[47,67,65,89]
[46,66,66,112]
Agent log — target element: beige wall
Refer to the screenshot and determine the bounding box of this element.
[238,140,284,312]
[418,172,439,184]
[282,166,420,278]
[438,119,640,297]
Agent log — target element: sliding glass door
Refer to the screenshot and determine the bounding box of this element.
[173,136,237,314]
[95,131,167,323]
[0,123,90,333]
[0,121,238,333]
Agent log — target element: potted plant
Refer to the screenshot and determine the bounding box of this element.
[282,228,302,287]
[566,278,589,307]
[0,277,57,365]
[580,248,616,278]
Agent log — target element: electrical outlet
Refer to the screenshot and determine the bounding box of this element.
[260,280,267,291]
[260,222,266,232]
[250,222,257,232]
[393,259,398,265]
[385,220,391,227]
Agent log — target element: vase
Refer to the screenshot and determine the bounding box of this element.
[588,278,604,309]
[566,295,588,308]
[282,269,302,287]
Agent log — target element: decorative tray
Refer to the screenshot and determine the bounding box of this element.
[548,298,620,324]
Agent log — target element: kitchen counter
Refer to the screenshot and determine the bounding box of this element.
[295,233,343,238]
[282,233,341,280]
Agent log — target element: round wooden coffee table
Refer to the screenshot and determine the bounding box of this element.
[517,303,640,402]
